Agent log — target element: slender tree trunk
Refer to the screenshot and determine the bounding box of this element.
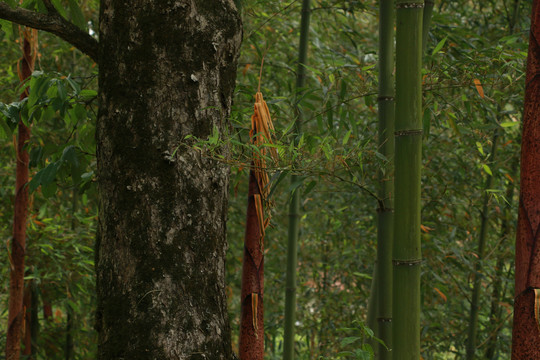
[374,0,395,358]
[41,290,56,359]
[283,1,311,359]
[65,304,74,360]
[6,27,37,360]
[65,189,77,360]
[509,0,522,33]
[95,1,242,358]
[481,4,522,356]
[466,130,498,359]
[30,280,38,357]
[392,1,424,359]
[511,1,540,357]
[366,266,378,342]
[21,277,39,359]
[485,161,516,359]
[22,279,32,358]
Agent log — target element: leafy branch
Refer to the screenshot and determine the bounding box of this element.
[0,0,98,62]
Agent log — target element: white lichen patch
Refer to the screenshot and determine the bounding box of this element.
[165,227,176,245]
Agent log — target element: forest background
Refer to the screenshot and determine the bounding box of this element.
[0,0,531,359]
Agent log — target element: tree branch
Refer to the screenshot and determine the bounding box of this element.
[0,3,98,63]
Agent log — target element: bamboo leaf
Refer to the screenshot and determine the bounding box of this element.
[287,176,306,194]
[362,64,376,71]
[51,0,68,17]
[342,129,352,145]
[340,336,361,346]
[302,180,316,196]
[68,0,86,30]
[353,272,372,280]
[431,36,447,56]
[65,75,81,93]
[268,170,288,200]
[500,121,518,128]
[447,113,461,136]
[473,79,485,98]
[476,142,484,155]
[434,287,447,302]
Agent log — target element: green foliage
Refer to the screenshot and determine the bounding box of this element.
[0,71,97,198]
[0,2,98,355]
[336,320,379,359]
[0,0,530,358]
[226,0,527,358]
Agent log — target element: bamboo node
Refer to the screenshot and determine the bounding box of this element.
[396,2,425,9]
[395,129,423,137]
[393,258,422,266]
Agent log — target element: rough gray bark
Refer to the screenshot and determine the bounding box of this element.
[95,1,242,358]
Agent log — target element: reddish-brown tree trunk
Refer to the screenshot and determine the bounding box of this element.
[42,297,53,320]
[22,281,33,358]
[239,169,264,359]
[511,1,540,358]
[6,29,36,360]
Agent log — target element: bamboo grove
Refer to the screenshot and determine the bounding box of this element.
[0,0,537,359]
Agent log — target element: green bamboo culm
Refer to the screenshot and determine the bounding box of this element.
[392,1,424,359]
[485,159,517,359]
[465,130,499,360]
[422,0,434,54]
[283,0,311,359]
[375,0,395,358]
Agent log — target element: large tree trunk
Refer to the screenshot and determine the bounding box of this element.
[94,1,242,358]
[511,1,540,358]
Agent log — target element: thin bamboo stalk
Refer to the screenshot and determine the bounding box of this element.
[283,1,311,359]
[366,266,378,341]
[392,1,424,359]
[485,161,517,359]
[472,4,522,355]
[422,0,434,54]
[65,190,78,360]
[466,130,499,359]
[509,0,522,33]
[375,0,395,358]
[22,279,32,358]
